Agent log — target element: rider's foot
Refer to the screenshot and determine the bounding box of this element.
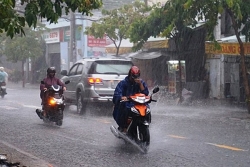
[118,127,127,134]
[42,111,47,118]
[36,109,43,119]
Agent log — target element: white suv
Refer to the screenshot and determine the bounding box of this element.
[60,57,133,114]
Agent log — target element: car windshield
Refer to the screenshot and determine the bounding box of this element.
[90,60,133,75]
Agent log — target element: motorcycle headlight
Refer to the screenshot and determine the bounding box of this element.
[49,98,57,105]
[0,154,7,160]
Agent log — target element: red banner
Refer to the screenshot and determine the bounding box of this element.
[87,35,111,47]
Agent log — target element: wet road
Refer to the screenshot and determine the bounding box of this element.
[0,83,250,167]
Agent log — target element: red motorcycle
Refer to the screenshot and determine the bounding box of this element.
[110,86,159,153]
[36,80,69,126]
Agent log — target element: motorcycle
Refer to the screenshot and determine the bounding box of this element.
[110,86,159,153]
[0,153,20,167]
[36,80,69,126]
[0,82,7,98]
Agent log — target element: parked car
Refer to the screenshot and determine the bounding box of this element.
[60,57,133,114]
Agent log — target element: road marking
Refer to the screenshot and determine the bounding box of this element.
[22,104,40,109]
[168,135,187,139]
[98,119,112,124]
[206,143,247,151]
[0,106,18,110]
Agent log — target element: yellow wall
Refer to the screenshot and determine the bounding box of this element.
[105,47,132,54]
[105,40,169,54]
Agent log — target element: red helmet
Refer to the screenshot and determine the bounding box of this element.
[129,66,140,79]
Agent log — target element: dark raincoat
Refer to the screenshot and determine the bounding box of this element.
[112,76,149,126]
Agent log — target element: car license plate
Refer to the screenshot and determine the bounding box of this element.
[110,80,120,89]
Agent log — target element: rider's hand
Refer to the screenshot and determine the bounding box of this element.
[63,87,66,91]
[134,78,142,84]
[43,88,47,91]
[121,96,127,101]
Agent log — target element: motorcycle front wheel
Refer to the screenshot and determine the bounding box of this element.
[0,91,4,98]
[139,125,150,146]
[56,120,63,126]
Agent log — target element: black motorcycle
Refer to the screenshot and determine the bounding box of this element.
[0,82,7,98]
[36,81,69,126]
[0,153,20,167]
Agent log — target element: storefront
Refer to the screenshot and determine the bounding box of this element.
[167,60,186,94]
[205,36,250,101]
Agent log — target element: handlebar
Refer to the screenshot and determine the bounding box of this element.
[120,97,157,103]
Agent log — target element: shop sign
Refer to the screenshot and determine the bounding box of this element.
[64,26,81,41]
[42,30,60,43]
[205,42,250,55]
[88,35,111,47]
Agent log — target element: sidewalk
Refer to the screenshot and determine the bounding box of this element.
[156,94,247,109]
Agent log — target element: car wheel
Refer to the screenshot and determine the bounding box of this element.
[77,91,86,115]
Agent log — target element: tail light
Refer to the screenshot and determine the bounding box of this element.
[1,82,6,86]
[88,77,103,85]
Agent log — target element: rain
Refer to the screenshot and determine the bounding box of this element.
[0,0,250,167]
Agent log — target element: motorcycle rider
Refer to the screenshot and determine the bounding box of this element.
[112,66,149,133]
[0,67,8,94]
[37,67,66,118]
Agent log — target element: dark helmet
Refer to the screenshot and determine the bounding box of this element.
[129,66,140,79]
[47,67,56,77]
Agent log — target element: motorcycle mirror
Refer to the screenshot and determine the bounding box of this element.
[65,80,70,84]
[152,86,159,94]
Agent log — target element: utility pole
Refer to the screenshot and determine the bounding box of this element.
[68,11,76,70]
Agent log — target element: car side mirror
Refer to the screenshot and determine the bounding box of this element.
[65,80,70,84]
[60,70,68,76]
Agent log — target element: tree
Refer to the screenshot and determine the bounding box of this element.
[85,0,154,56]
[0,26,45,87]
[0,0,102,38]
[129,0,250,113]
[129,1,199,101]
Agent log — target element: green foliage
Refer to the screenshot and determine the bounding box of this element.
[129,0,199,51]
[0,26,45,63]
[0,0,102,38]
[129,0,250,50]
[85,0,154,55]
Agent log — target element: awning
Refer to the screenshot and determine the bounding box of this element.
[105,39,133,54]
[127,51,162,60]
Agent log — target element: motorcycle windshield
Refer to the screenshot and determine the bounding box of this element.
[51,85,61,92]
